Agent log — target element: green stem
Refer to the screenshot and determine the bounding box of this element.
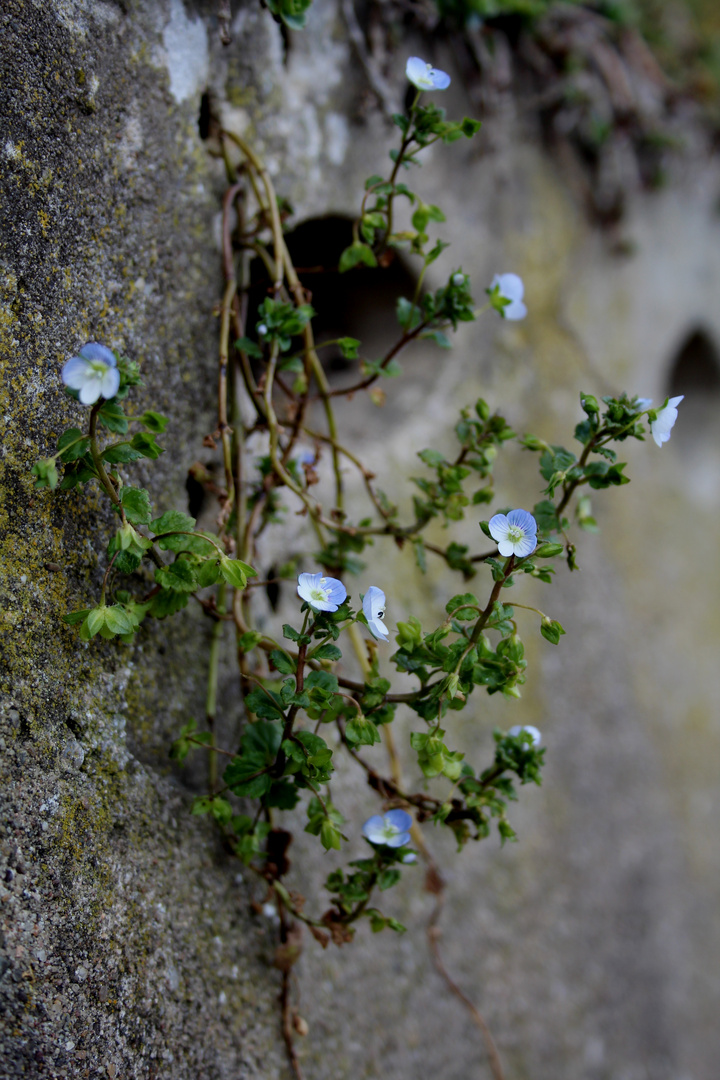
[206,582,226,793]
[89,402,126,523]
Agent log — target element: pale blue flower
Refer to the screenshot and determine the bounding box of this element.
[508,724,541,748]
[297,572,347,612]
[489,509,537,558]
[362,586,389,642]
[61,343,120,405]
[489,273,527,320]
[406,56,451,91]
[650,395,683,447]
[362,809,412,847]
[634,397,653,411]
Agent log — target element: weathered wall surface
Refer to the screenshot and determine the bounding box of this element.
[2,1,719,1079]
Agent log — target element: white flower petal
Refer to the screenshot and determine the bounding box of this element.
[513,533,537,558]
[78,377,102,405]
[492,272,524,302]
[79,342,117,367]
[503,298,527,321]
[405,56,451,91]
[100,367,120,400]
[488,513,510,544]
[650,395,683,447]
[61,356,91,390]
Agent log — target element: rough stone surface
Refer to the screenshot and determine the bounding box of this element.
[2,1,720,1079]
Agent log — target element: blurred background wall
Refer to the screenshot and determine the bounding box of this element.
[2,1,719,1077]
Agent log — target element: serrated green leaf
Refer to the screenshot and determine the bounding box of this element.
[155,560,198,592]
[119,486,152,525]
[139,410,169,433]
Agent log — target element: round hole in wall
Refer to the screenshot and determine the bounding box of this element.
[665,326,720,502]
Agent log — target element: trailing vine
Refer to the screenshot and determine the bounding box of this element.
[33,54,683,1078]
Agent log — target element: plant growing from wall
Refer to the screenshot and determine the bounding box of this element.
[33,55,682,1080]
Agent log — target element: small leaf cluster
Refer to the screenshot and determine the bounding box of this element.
[411,399,515,529]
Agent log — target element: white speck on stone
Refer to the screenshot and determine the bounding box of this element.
[162,0,209,104]
[231,964,239,979]
[166,963,180,991]
[20,574,27,584]
[218,990,227,1005]
[324,113,349,166]
[74,965,88,982]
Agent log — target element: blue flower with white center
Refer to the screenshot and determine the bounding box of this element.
[61,343,120,405]
[362,809,412,848]
[488,273,527,321]
[650,395,684,447]
[405,56,451,91]
[362,586,389,642]
[508,724,541,748]
[297,572,347,613]
[488,508,537,558]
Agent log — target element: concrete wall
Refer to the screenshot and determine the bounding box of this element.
[2,1,719,1078]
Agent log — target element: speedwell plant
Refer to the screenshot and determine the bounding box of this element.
[34,56,681,1078]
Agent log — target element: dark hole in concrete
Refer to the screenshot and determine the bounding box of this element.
[668,328,720,397]
[246,215,418,382]
[665,327,720,499]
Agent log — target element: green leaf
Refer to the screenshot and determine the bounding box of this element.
[345,716,381,746]
[196,559,221,588]
[396,296,422,331]
[337,336,361,360]
[130,431,164,460]
[320,819,342,851]
[119,486,152,526]
[155,560,199,592]
[32,458,59,490]
[220,557,256,589]
[235,336,263,359]
[103,606,135,635]
[282,624,301,642]
[312,643,342,661]
[137,410,167,433]
[338,242,378,273]
[63,608,91,625]
[97,401,128,434]
[238,630,263,651]
[365,174,385,190]
[85,608,107,638]
[378,868,401,891]
[245,689,285,721]
[265,780,299,810]
[101,442,142,464]
[269,649,296,675]
[534,542,564,558]
[57,428,90,462]
[421,329,452,349]
[150,510,196,535]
